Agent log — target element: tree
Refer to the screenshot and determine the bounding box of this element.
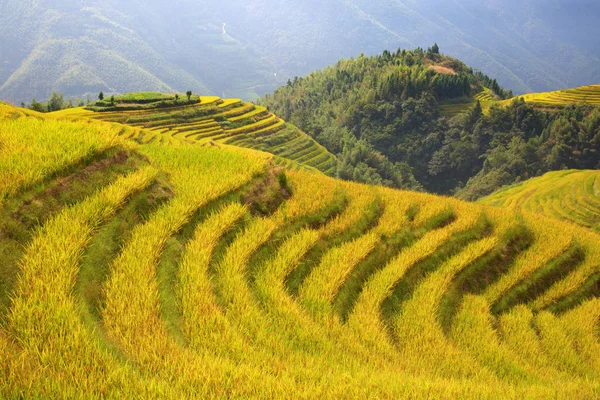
[110,95,115,106]
[186,90,192,101]
[29,98,46,112]
[47,91,65,112]
[466,100,483,126]
[175,94,179,101]
[431,43,440,54]
[98,92,104,101]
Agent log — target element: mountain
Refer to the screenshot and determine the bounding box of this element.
[2,0,600,104]
[0,0,277,104]
[259,49,600,199]
[223,0,600,94]
[2,100,600,397]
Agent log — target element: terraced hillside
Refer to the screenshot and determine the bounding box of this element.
[505,85,600,108]
[481,170,600,232]
[2,102,600,398]
[442,85,600,118]
[439,87,495,117]
[54,95,337,175]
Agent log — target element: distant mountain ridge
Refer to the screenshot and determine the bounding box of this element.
[1,0,600,103]
[0,1,276,103]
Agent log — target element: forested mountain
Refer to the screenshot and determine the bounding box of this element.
[260,49,600,199]
[2,0,600,104]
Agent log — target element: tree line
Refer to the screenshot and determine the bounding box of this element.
[25,92,87,113]
[25,90,198,112]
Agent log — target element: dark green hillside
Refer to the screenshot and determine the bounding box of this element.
[260,49,600,199]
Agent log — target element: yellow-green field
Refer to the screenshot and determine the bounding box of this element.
[503,85,600,108]
[2,102,600,398]
[480,170,600,232]
[54,96,337,175]
[441,85,600,117]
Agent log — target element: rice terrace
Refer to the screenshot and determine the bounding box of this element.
[2,2,600,397]
[0,86,600,398]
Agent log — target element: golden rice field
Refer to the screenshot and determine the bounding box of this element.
[503,85,600,108]
[480,170,600,232]
[2,102,600,398]
[441,85,600,117]
[53,96,337,175]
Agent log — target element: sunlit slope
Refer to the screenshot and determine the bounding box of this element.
[54,96,336,175]
[2,104,600,398]
[505,85,600,108]
[481,170,600,232]
[441,85,600,117]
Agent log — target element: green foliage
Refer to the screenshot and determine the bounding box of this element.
[338,141,421,190]
[47,92,65,112]
[474,72,513,99]
[261,49,600,198]
[113,92,174,103]
[27,92,81,113]
[457,102,600,199]
[276,172,291,194]
[87,92,202,112]
[29,98,46,113]
[433,73,471,100]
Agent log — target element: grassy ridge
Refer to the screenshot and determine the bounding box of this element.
[1,103,600,397]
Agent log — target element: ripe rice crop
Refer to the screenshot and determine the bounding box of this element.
[481,170,600,231]
[0,116,121,200]
[3,102,600,398]
[53,96,337,175]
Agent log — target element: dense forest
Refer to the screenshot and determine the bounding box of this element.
[260,48,600,199]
